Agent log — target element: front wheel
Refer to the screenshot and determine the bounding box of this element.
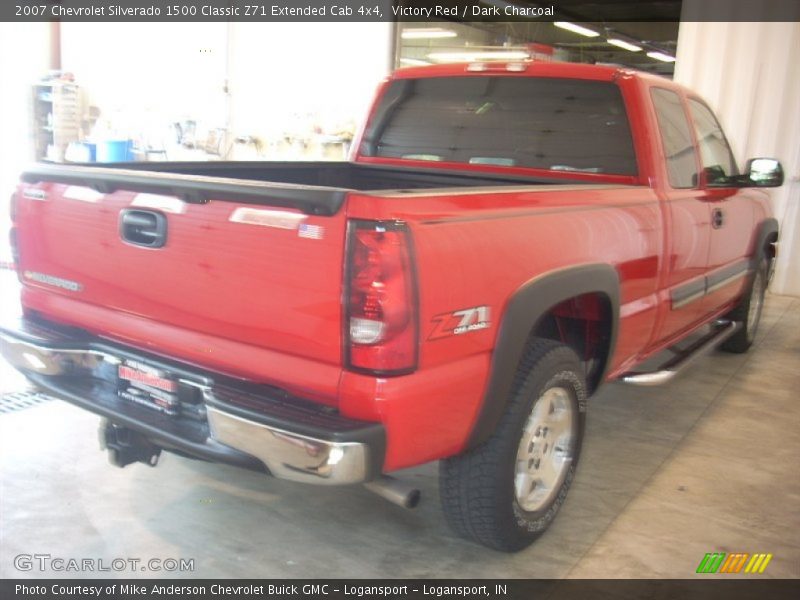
[440,339,587,552]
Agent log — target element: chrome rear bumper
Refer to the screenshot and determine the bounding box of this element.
[0,317,384,485]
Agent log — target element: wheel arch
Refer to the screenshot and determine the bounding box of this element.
[751,218,779,272]
[466,264,620,449]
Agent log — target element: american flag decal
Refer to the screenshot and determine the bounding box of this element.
[298,224,324,240]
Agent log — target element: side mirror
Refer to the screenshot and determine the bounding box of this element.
[744,158,784,187]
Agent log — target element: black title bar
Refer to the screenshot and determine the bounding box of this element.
[4,579,800,600]
[3,0,800,22]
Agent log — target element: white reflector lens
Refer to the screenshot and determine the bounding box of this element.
[350,318,385,345]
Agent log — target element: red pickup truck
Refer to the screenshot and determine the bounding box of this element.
[2,62,784,551]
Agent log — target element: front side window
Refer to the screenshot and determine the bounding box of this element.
[688,98,738,186]
[650,87,698,189]
[361,76,638,176]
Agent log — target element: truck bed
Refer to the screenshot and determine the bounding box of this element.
[22,161,583,216]
[92,160,582,189]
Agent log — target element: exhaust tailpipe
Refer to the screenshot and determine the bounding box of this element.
[364,475,421,509]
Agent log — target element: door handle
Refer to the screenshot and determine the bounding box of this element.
[711,208,725,229]
[120,209,168,248]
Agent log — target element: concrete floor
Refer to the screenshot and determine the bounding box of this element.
[1,270,798,579]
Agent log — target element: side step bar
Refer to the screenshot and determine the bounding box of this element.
[621,320,741,386]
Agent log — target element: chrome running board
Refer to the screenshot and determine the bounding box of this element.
[621,320,741,386]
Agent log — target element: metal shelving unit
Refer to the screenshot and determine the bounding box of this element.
[32,80,81,162]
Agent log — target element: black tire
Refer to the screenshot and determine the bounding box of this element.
[440,339,587,552]
[720,258,768,353]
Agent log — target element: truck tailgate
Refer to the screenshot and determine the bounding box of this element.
[14,168,348,396]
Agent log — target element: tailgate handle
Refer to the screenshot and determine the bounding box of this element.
[120,209,167,248]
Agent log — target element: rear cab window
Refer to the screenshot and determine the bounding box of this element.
[360,76,638,177]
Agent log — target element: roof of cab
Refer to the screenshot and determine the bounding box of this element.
[391,61,653,83]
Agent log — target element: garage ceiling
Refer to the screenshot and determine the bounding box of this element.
[398,0,682,75]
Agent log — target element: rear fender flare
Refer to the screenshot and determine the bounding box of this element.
[466,264,620,449]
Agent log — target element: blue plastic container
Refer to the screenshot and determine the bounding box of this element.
[95,140,132,162]
[85,142,97,162]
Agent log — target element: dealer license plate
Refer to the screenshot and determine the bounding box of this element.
[117,359,180,416]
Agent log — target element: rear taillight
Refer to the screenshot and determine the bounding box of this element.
[344,220,418,375]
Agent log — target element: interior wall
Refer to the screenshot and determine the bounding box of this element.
[0,22,51,265]
[228,23,392,147]
[59,22,392,156]
[60,23,228,143]
[674,17,800,297]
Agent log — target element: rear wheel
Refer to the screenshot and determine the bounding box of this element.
[440,339,586,552]
[721,258,768,353]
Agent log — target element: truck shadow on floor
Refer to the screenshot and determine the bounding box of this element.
[140,339,757,578]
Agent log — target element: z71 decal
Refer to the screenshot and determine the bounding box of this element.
[428,306,491,340]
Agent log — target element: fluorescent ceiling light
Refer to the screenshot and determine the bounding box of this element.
[401,28,457,40]
[554,21,600,38]
[647,51,676,62]
[608,38,642,52]
[399,58,431,66]
[428,50,530,63]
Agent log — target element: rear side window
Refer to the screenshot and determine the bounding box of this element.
[360,76,638,176]
[650,88,698,189]
[688,98,738,185]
